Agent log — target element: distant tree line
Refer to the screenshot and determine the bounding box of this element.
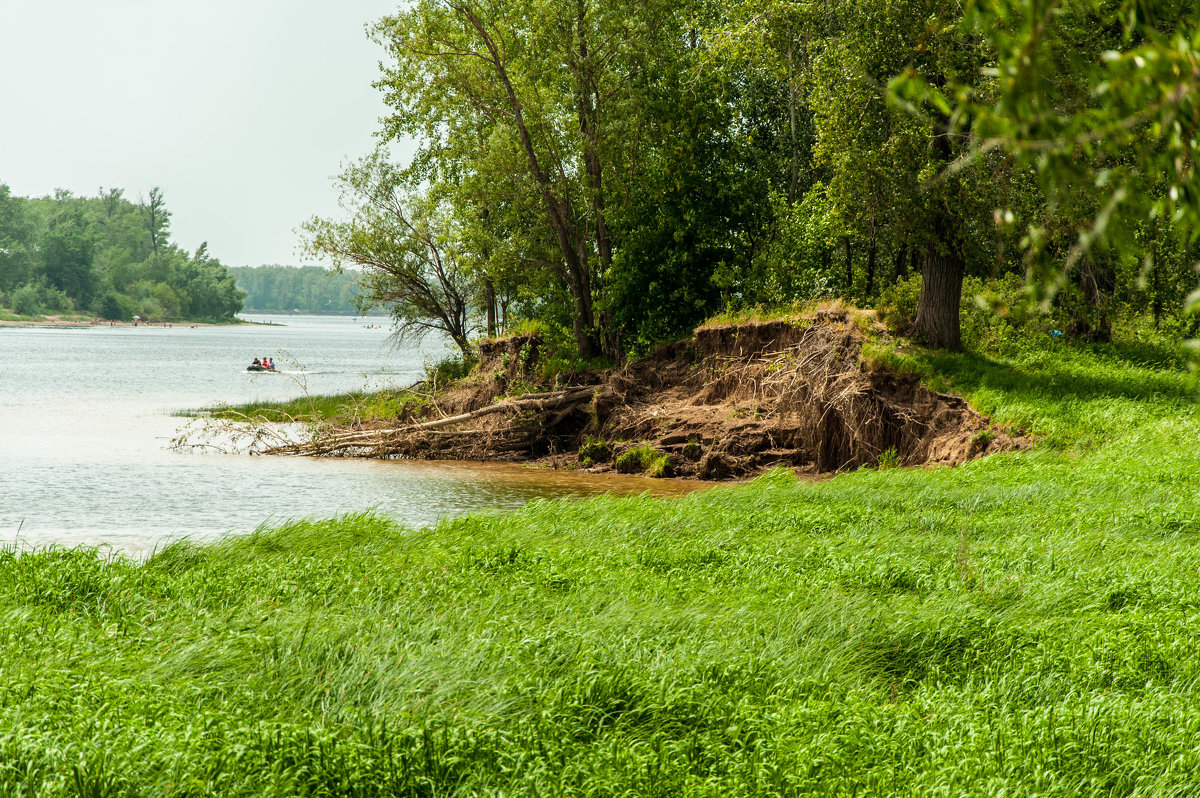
[0,184,244,321]
[227,265,368,315]
[303,0,1200,358]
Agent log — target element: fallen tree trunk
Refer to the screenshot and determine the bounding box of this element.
[260,386,601,457]
[413,386,598,431]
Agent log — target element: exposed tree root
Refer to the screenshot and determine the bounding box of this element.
[180,316,1028,479]
[260,386,601,457]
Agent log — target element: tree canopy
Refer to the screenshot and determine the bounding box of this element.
[0,186,244,322]
[228,265,365,315]
[306,0,1200,355]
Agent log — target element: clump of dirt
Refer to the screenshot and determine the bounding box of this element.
[304,313,1027,479]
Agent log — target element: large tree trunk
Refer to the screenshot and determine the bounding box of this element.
[460,5,600,359]
[843,238,854,294]
[893,241,908,283]
[484,276,497,337]
[914,215,964,349]
[787,39,799,204]
[866,233,877,297]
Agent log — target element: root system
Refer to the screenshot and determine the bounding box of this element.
[253,314,1027,479]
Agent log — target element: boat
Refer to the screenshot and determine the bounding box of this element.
[246,364,278,373]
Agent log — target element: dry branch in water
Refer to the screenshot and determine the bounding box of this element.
[258,386,601,457]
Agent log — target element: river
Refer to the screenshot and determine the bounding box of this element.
[0,315,700,556]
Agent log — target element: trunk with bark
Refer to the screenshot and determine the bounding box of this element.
[1076,256,1112,342]
[484,276,497,337]
[866,234,877,297]
[844,238,854,294]
[462,6,602,360]
[894,242,909,283]
[914,214,964,349]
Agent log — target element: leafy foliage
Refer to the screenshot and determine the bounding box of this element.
[0,185,244,321]
[337,0,1200,356]
[228,265,364,314]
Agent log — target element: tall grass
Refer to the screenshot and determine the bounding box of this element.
[5,336,1200,795]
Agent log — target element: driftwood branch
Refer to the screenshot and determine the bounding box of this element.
[413,386,597,431]
[260,386,601,457]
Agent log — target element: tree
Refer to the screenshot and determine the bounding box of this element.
[896,0,1200,333]
[716,0,1000,347]
[227,266,363,314]
[0,183,36,292]
[373,0,684,358]
[39,202,96,308]
[140,186,171,256]
[302,153,480,357]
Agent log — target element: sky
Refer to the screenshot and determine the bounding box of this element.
[0,0,412,267]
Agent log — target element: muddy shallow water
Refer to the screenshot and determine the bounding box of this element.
[0,316,712,556]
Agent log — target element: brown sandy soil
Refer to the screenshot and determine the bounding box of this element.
[282,309,1028,481]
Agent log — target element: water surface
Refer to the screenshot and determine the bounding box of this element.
[1,316,700,555]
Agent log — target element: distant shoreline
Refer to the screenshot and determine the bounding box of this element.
[0,311,389,329]
[240,310,389,317]
[0,315,227,329]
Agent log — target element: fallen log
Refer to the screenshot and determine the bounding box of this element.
[260,385,602,457]
[412,386,599,431]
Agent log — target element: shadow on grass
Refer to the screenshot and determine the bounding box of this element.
[917,344,1196,410]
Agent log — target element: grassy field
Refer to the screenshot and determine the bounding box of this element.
[6,335,1200,795]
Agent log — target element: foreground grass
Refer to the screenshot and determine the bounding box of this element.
[6,338,1200,795]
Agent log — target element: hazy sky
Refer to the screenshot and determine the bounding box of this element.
[0,0,412,267]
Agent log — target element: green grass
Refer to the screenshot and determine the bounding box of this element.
[6,334,1200,795]
[614,443,674,477]
[0,309,40,322]
[179,391,412,423]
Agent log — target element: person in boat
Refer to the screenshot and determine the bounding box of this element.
[251,357,261,367]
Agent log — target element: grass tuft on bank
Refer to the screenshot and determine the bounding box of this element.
[7,334,1200,794]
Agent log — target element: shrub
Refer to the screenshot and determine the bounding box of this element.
[425,353,474,386]
[646,453,675,478]
[614,444,656,474]
[971,429,997,453]
[876,447,900,469]
[39,284,73,312]
[95,291,135,322]
[614,444,673,477]
[877,274,921,333]
[11,284,43,316]
[578,436,611,464]
[960,273,1050,350]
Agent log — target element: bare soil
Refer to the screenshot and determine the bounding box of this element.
[317,312,1028,480]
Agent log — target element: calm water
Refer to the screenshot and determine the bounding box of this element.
[0,315,696,555]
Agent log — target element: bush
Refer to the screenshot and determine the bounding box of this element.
[136,297,165,322]
[877,274,921,333]
[578,436,611,464]
[95,291,136,322]
[11,284,43,316]
[39,284,73,313]
[614,444,674,477]
[425,353,474,386]
[879,272,1062,352]
[876,447,900,469]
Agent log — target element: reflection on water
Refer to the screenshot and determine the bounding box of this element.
[1,316,714,556]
